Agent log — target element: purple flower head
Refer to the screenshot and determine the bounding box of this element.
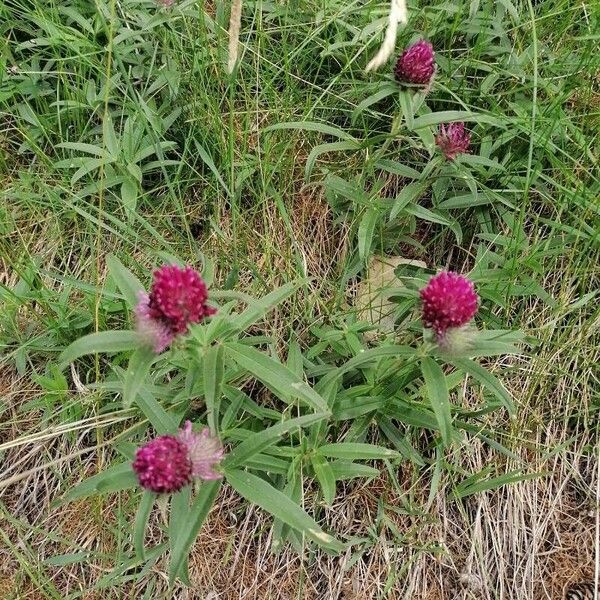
[133,435,192,493]
[394,40,435,86]
[420,272,479,339]
[135,265,216,353]
[435,122,471,160]
[133,421,224,493]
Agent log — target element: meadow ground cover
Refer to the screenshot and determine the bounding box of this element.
[0,0,598,598]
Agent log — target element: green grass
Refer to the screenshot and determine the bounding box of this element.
[1,0,599,597]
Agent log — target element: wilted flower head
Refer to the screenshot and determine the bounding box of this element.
[135,265,215,352]
[178,421,224,480]
[133,421,224,493]
[394,40,435,86]
[157,0,175,7]
[135,292,175,353]
[420,272,478,339]
[435,122,471,160]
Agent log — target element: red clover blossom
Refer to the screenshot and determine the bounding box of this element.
[435,122,471,160]
[133,421,224,494]
[420,272,479,345]
[135,265,216,353]
[394,40,436,86]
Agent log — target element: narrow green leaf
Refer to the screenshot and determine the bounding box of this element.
[203,344,224,433]
[264,121,355,141]
[224,413,327,469]
[226,469,344,552]
[286,337,304,378]
[245,454,290,475]
[135,388,177,434]
[103,115,119,157]
[332,395,386,420]
[311,454,336,505]
[358,207,379,262]
[220,386,246,430]
[134,491,155,560]
[410,111,475,130]
[58,331,140,370]
[120,179,138,215]
[43,552,91,567]
[71,157,106,185]
[169,481,221,585]
[318,443,399,460]
[232,282,299,331]
[226,343,329,413]
[451,358,515,414]
[328,460,380,481]
[169,486,191,574]
[398,90,415,129]
[385,398,440,430]
[351,83,397,123]
[56,141,109,157]
[404,203,454,227]
[453,471,541,499]
[375,159,420,179]
[271,467,301,553]
[169,487,191,550]
[421,358,452,445]
[317,345,415,391]
[305,140,359,180]
[123,346,155,409]
[194,141,231,197]
[60,462,137,504]
[389,182,428,221]
[106,254,144,308]
[437,194,484,210]
[426,449,443,510]
[378,416,425,466]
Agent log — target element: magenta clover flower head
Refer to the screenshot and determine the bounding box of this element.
[394,40,435,86]
[133,421,224,494]
[435,122,471,160]
[420,272,479,340]
[135,264,216,353]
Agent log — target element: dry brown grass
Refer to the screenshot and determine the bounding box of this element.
[0,376,596,600]
[0,185,597,600]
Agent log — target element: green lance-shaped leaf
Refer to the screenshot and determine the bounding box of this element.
[318,443,399,461]
[60,462,138,504]
[134,491,156,560]
[168,480,221,585]
[420,357,452,445]
[224,412,328,470]
[203,344,224,434]
[58,331,140,370]
[226,343,329,413]
[106,254,144,308]
[226,469,344,553]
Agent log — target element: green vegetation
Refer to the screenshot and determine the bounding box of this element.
[0,0,598,597]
